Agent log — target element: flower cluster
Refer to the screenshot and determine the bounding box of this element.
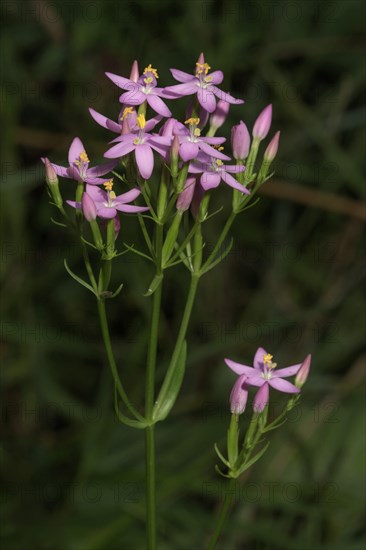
[226,347,312,415]
[43,53,280,231]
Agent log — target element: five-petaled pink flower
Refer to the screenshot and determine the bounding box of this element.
[43,138,118,185]
[165,53,244,113]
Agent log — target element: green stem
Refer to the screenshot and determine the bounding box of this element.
[145,223,164,550]
[145,425,156,550]
[207,478,236,549]
[203,211,236,270]
[97,299,144,421]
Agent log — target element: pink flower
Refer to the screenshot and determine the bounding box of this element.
[225,347,302,395]
[44,138,118,185]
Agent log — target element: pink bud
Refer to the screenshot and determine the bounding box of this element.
[230,375,248,415]
[160,117,178,138]
[295,354,311,388]
[231,120,251,160]
[264,131,280,162]
[121,117,131,135]
[177,177,196,212]
[196,52,205,66]
[253,104,272,140]
[210,100,230,130]
[43,157,58,185]
[191,183,205,220]
[253,383,269,413]
[129,60,139,82]
[82,192,97,222]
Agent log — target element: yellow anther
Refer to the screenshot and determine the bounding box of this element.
[144,76,153,85]
[213,145,224,151]
[121,106,134,120]
[194,128,201,137]
[143,64,159,78]
[216,159,223,167]
[136,113,146,130]
[263,353,273,365]
[103,179,114,191]
[79,151,90,163]
[196,62,211,75]
[204,75,213,83]
[185,117,200,126]
[109,191,116,200]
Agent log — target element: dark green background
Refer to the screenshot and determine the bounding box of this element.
[1,1,365,548]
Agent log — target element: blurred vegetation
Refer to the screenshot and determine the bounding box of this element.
[1,0,365,549]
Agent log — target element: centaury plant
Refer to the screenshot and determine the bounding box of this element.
[42,53,310,550]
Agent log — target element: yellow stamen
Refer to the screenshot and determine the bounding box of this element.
[263,353,273,365]
[213,145,224,151]
[216,159,223,167]
[120,106,134,120]
[136,113,146,130]
[79,151,89,163]
[185,117,200,126]
[144,76,153,85]
[103,179,114,191]
[109,191,116,200]
[194,128,201,137]
[204,75,213,82]
[196,62,211,75]
[143,64,159,79]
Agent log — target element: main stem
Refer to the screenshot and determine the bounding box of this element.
[145,223,164,550]
[207,478,236,549]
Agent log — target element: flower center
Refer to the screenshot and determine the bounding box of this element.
[262,353,277,379]
[196,62,213,87]
[143,64,159,79]
[74,150,89,179]
[185,117,201,141]
[103,180,116,207]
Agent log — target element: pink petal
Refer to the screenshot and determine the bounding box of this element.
[66,200,81,209]
[85,184,107,203]
[49,162,71,178]
[224,358,257,376]
[180,141,199,161]
[198,141,230,160]
[115,204,149,213]
[114,188,141,204]
[170,68,195,83]
[164,81,198,96]
[254,347,268,369]
[119,88,145,106]
[200,172,221,190]
[211,86,244,105]
[245,376,266,388]
[135,144,154,179]
[223,164,245,173]
[145,115,163,132]
[104,141,136,159]
[209,70,224,85]
[68,137,85,164]
[268,377,300,394]
[146,94,172,117]
[197,88,216,113]
[97,207,117,219]
[88,160,118,177]
[105,72,133,90]
[221,171,249,194]
[89,108,121,133]
[274,364,302,378]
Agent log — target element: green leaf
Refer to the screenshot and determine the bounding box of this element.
[234,441,270,477]
[214,443,230,468]
[153,341,187,422]
[144,273,164,296]
[114,387,147,429]
[200,237,234,275]
[64,259,97,296]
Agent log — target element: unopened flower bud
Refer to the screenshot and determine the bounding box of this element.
[43,157,58,186]
[231,120,251,160]
[253,104,272,140]
[253,382,269,413]
[82,192,97,222]
[177,177,196,212]
[230,375,248,415]
[295,354,311,388]
[209,100,230,132]
[196,52,205,66]
[129,60,139,82]
[264,131,280,162]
